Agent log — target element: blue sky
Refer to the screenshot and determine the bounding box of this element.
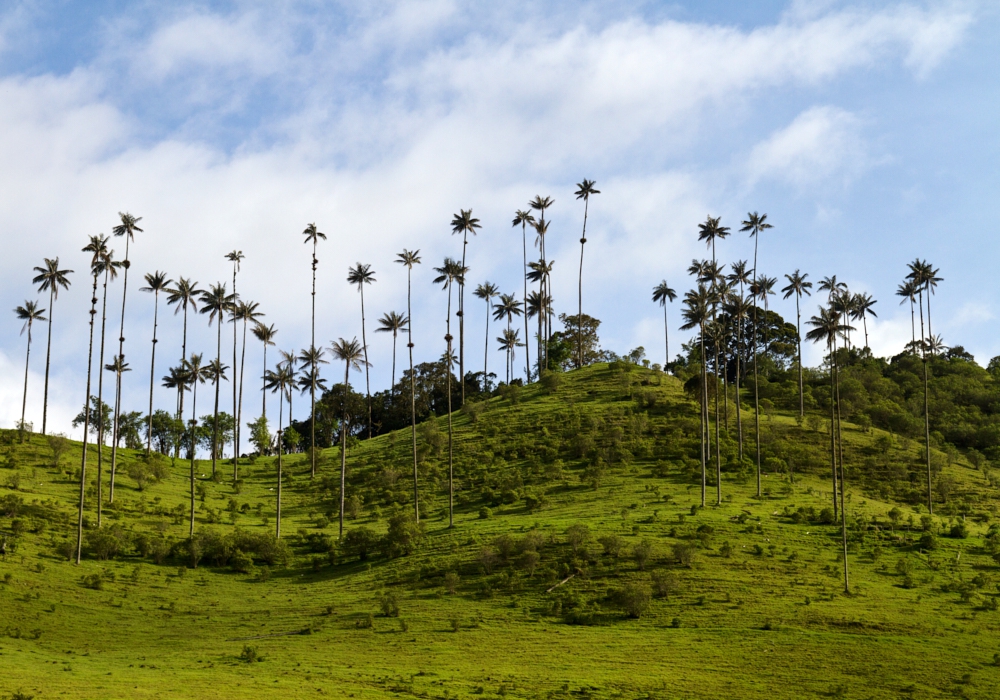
[1,0,996,443]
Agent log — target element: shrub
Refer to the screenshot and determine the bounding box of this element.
[230,549,255,574]
[443,571,460,594]
[919,532,936,551]
[651,570,678,598]
[598,535,626,558]
[565,524,591,554]
[633,540,654,570]
[540,370,563,393]
[478,506,493,520]
[614,583,652,618]
[239,645,263,663]
[463,400,486,423]
[673,543,696,568]
[949,522,969,539]
[86,526,130,561]
[517,550,540,577]
[341,527,379,561]
[379,591,401,617]
[499,384,522,405]
[383,513,424,558]
[81,573,104,590]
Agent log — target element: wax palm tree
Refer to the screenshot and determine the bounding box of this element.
[166,278,202,425]
[526,258,555,369]
[104,354,131,508]
[451,209,481,405]
[90,241,119,519]
[32,257,73,435]
[433,257,464,528]
[231,300,263,478]
[375,311,408,392]
[493,293,524,382]
[781,270,812,418]
[806,306,853,593]
[651,281,677,366]
[497,328,524,384]
[395,249,422,521]
[681,285,712,508]
[331,337,366,538]
[225,250,244,476]
[139,271,171,455]
[14,301,46,442]
[850,292,877,349]
[529,195,554,366]
[180,353,208,536]
[253,321,277,420]
[200,283,235,478]
[347,263,376,439]
[740,212,772,499]
[574,180,600,368]
[162,365,189,419]
[205,359,230,459]
[512,211,536,380]
[109,212,142,469]
[75,235,108,564]
[302,223,326,475]
[705,318,726,505]
[907,259,942,513]
[298,345,328,477]
[264,362,293,538]
[277,349,299,427]
[529,195,554,256]
[474,282,499,388]
[723,292,752,461]
[698,217,730,498]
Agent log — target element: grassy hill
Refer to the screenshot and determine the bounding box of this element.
[3,363,1000,699]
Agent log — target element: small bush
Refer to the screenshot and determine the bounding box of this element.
[651,570,678,598]
[239,645,263,663]
[633,540,654,571]
[598,535,626,558]
[673,543,696,568]
[379,591,401,617]
[443,572,460,594]
[478,506,493,520]
[614,583,652,618]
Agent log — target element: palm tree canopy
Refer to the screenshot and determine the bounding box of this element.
[82,234,110,268]
[432,258,465,289]
[297,368,328,395]
[728,260,751,286]
[652,280,677,306]
[679,285,712,331]
[740,211,772,237]
[781,270,813,300]
[232,300,264,325]
[181,353,209,386]
[474,282,500,302]
[303,222,327,245]
[375,311,408,335]
[896,280,918,304]
[15,301,46,334]
[529,195,554,216]
[32,258,73,298]
[526,259,554,285]
[451,209,481,238]
[112,212,143,242]
[162,365,191,392]
[252,322,277,346]
[264,364,293,399]
[850,292,878,321]
[140,271,172,294]
[512,210,536,228]
[697,215,731,248]
[493,293,523,322]
[818,275,847,298]
[395,249,421,269]
[199,283,235,327]
[298,345,328,369]
[525,290,553,320]
[331,337,368,373]
[497,327,524,351]
[574,179,600,200]
[531,218,550,249]
[347,263,376,288]
[805,306,854,346]
[206,359,229,383]
[225,250,245,271]
[92,248,122,280]
[104,354,131,375]
[166,278,203,315]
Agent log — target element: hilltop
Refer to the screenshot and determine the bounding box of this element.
[2,361,1000,699]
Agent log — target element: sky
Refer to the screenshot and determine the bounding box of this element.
[1,0,996,443]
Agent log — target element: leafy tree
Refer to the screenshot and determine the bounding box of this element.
[247,415,272,457]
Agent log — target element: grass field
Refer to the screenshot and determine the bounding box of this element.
[3,364,1000,699]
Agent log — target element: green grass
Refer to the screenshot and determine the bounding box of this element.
[3,363,1000,699]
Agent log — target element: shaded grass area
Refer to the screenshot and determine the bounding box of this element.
[2,364,1000,698]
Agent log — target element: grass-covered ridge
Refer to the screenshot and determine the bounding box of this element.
[3,362,1000,699]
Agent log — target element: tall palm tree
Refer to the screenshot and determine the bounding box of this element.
[205,359,230,460]
[200,283,235,478]
[277,349,299,427]
[512,211,536,381]
[395,249,422,521]
[681,285,711,508]
[32,257,73,435]
[698,216,731,478]
[225,251,244,477]
[433,257,464,528]
[574,180,600,369]
[740,212,772,499]
[723,291,752,462]
[527,258,555,370]
[162,365,189,422]
[451,209,481,405]
[89,247,120,517]
[302,223,326,477]
[896,280,918,349]
[330,337,366,539]
[139,271,172,455]
[298,345,328,477]
[264,362,293,538]
[473,282,499,388]
[781,270,812,418]
[231,300,263,478]
[253,323,277,419]
[375,311,409,392]
[14,301,46,442]
[109,212,142,470]
[850,292,877,349]
[651,281,677,366]
[75,235,107,564]
[104,354,131,508]
[181,353,208,537]
[347,263,376,439]
[493,293,523,382]
[530,195,554,368]
[806,306,853,593]
[166,278,202,429]
[497,328,524,383]
[907,259,942,514]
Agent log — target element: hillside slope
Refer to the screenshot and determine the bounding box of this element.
[2,363,1000,699]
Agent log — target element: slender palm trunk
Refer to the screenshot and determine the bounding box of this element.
[919,289,932,514]
[407,268,418,522]
[828,341,839,520]
[662,305,669,366]
[339,363,349,539]
[75,273,99,564]
[714,340,722,506]
[189,380,199,538]
[446,282,455,528]
[735,308,744,462]
[909,299,915,347]
[699,326,708,508]
[577,197,589,369]
[42,285,55,435]
[212,321,222,477]
[391,330,398,391]
[176,306,189,459]
[310,241,318,479]
[96,270,110,522]
[360,286,372,439]
[237,319,248,479]
[863,315,869,349]
[483,299,491,388]
[459,233,467,406]
[19,321,33,443]
[834,355,849,593]
[752,241,762,498]
[796,294,804,418]
[276,400,283,539]
[146,290,160,455]
[521,223,531,382]
[261,343,268,420]
[111,235,131,501]
[232,269,239,480]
